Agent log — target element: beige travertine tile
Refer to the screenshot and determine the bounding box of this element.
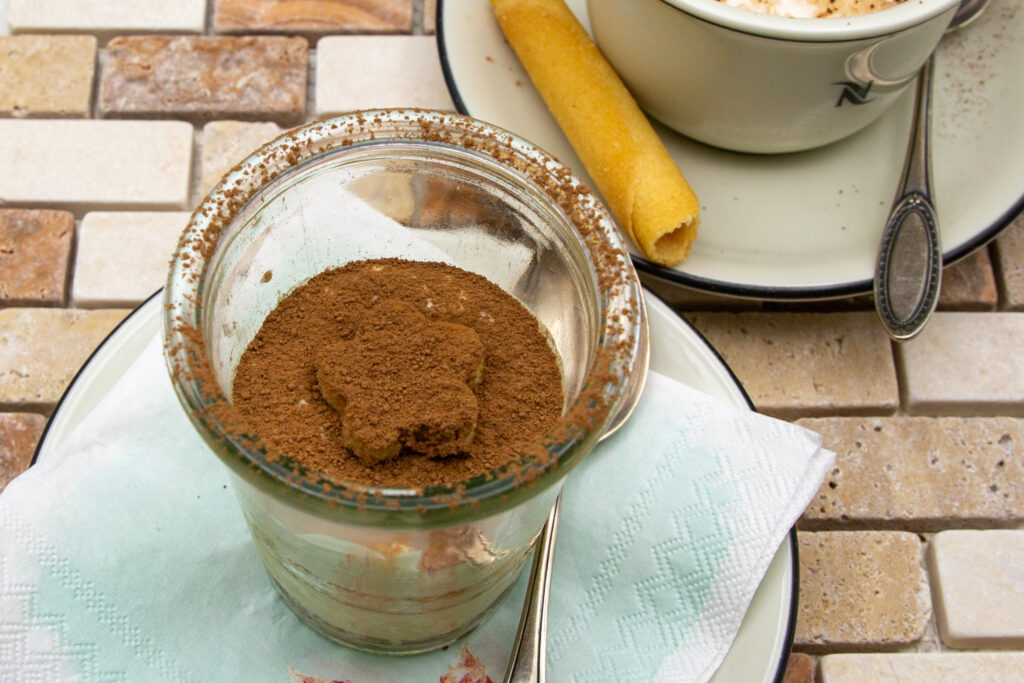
[937,247,997,310]
[820,653,1024,682]
[0,35,95,117]
[315,35,454,115]
[99,36,308,124]
[72,212,189,307]
[0,412,45,491]
[994,210,1024,311]
[0,308,128,409]
[200,121,283,197]
[0,209,73,306]
[797,417,1024,531]
[929,530,1024,649]
[897,312,1024,415]
[684,312,898,419]
[424,0,436,34]
[0,120,192,212]
[7,0,205,40]
[213,0,413,36]
[795,531,930,653]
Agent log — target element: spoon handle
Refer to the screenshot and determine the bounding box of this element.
[504,490,562,683]
[503,301,649,683]
[874,57,942,341]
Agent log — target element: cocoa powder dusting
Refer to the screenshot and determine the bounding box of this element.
[167,110,641,509]
[231,258,564,489]
[315,299,485,464]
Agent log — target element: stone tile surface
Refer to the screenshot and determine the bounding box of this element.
[795,531,930,652]
[424,0,436,34]
[0,120,192,212]
[0,412,45,491]
[994,211,1024,311]
[897,312,1024,416]
[214,0,413,36]
[73,212,189,307]
[819,653,1024,682]
[781,652,814,683]
[199,121,282,196]
[929,530,1024,649]
[798,417,1024,531]
[0,210,73,306]
[100,36,308,124]
[937,247,997,310]
[7,0,205,40]
[0,35,95,117]
[315,35,454,115]
[684,312,898,419]
[0,308,127,409]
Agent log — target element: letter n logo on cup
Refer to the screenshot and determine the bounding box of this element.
[834,80,875,106]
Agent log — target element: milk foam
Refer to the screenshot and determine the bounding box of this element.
[720,0,906,19]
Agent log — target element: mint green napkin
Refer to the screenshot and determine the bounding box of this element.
[0,334,832,682]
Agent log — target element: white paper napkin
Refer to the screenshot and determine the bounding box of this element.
[0,333,833,682]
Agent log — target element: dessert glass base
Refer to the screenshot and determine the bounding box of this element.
[237,471,559,654]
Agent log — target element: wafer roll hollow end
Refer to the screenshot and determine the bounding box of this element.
[491,0,700,266]
[646,215,699,265]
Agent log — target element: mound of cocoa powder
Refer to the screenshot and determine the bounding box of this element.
[315,298,486,464]
[231,258,564,489]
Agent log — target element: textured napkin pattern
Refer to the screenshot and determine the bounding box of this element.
[551,371,828,681]
[0,336,833,682]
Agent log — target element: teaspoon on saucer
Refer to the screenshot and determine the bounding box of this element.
[874,0,991,340]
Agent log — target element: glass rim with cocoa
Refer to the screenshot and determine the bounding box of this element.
[161,108,646,652]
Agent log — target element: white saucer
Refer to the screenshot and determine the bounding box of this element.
[437,0,1024,299]
[35,289,797,683]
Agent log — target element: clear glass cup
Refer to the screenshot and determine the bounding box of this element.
[163,110,644,654]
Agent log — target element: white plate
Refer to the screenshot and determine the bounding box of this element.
[34,290,797,683]
[437,0,1024,299]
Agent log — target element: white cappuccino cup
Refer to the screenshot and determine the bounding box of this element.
[587,0,960,153]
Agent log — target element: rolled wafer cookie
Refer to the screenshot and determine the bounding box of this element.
[490,0,699,265]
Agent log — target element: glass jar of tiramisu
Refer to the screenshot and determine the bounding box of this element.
[163,109,644,654]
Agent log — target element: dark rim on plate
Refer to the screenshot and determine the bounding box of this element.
[435,0,1024,301]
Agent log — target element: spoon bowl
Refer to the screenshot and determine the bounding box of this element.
[873,0,992,340]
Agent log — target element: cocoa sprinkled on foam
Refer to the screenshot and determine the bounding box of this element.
[164,109,640,516]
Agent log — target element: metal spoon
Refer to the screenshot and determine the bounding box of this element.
[503,296,651,683]
[873,0,991,340]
